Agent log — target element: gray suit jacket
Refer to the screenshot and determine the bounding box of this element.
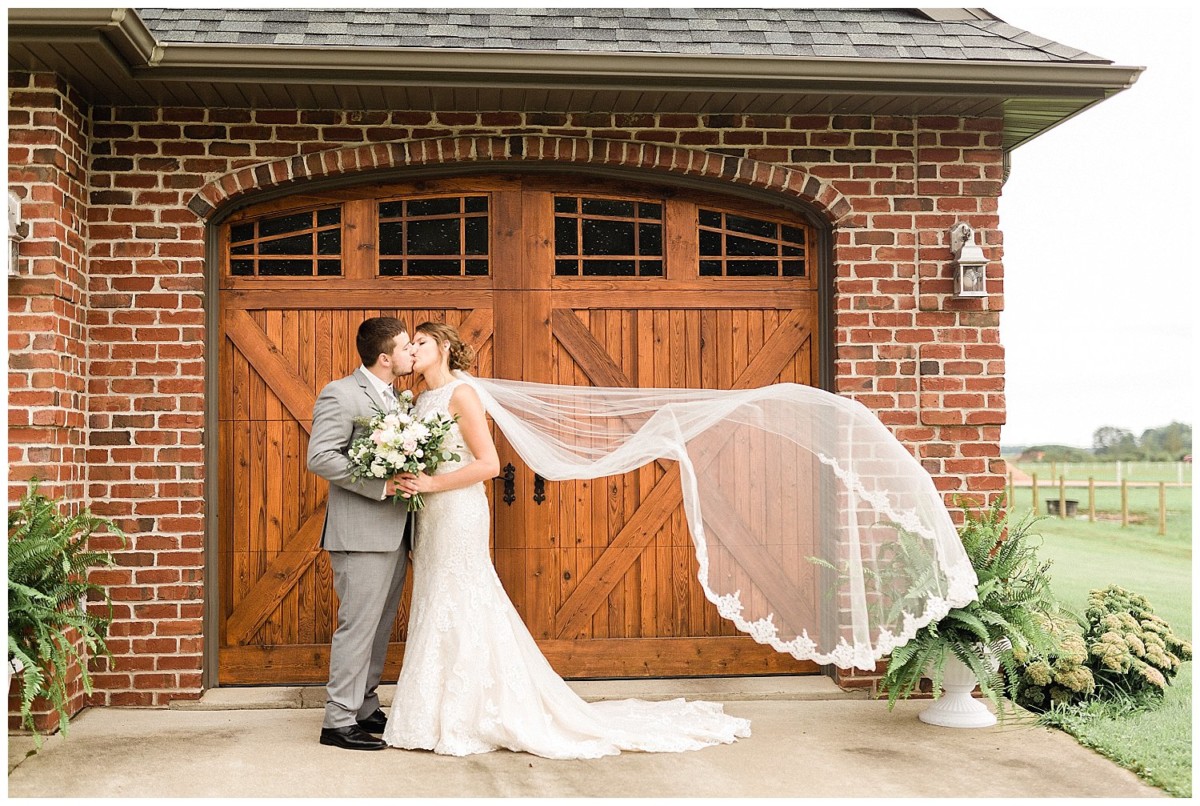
[307,368,410,552]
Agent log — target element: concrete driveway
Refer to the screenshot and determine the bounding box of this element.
[7,677,1163,798]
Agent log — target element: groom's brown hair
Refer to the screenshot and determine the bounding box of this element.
[356,316,408,367]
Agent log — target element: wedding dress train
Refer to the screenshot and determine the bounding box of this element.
[382,380,750,759]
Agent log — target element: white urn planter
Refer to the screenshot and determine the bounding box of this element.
[918,652,997,729]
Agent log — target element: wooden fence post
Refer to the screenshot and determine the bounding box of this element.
[1007,472,1013,508]
[1121,479,1129,528]
[1050,460,1057,482]
[1031,473,1039,516]
[1159,481,1167,536]
[1088,476,1095,522]
[1059,476,1067,519]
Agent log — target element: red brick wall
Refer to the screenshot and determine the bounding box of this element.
[7,73,93,724]
[8,73,90,505]
[8,71,1006,704]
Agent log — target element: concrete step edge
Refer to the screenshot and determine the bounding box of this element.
[171,677,868,711]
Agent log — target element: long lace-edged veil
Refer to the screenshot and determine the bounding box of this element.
[455,370,977,670]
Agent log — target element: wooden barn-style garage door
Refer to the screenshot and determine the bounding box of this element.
[217,175,823,684]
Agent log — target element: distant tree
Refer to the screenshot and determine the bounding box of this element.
[1139,422,1192,460]
[1017,444,1092,463]
[1093,426,1138,459]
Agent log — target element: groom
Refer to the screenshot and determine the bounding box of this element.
[308,316,414,751]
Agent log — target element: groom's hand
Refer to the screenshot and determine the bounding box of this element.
[385,477,410,499]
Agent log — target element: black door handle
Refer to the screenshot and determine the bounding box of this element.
[533,474,546,505]
[500,463,516,505]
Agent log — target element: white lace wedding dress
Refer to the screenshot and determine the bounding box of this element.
[382,379,751,759]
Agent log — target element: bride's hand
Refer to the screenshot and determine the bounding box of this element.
[396,471,438,495]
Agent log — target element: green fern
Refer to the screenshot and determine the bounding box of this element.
[8,480,126,747]
[878,497,1062,714]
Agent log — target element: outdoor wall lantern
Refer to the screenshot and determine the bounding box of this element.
[949,221,987,298]
[8,191,28,276]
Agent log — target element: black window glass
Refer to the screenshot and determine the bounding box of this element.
[230,223,255,243]
[782,260,805,277]
[464,218,488,255]
[554,197,577,214]
[555,217,578,255]
[231,260,254,275]
[725,234,777,258]
[556,259,578,276]
[699,210,722,228]
[379,221,404,255]
[638,223,662,256]
[699,229,722,256]
[726,214,777,239]
[782,225,805,245]
[640,260,663,277]
[375,196,490,275]
[407,259,460,275]
[258,233,313,256]
[638,202,662,219]
[259,212,312,238]
[699,260,722,276]
[582,219,635,256]
[231,243,254,255]
[317,207,341,227]
[258,259,313,276]
[581,198,635,217]
[317,229,340,255]
[407,197,461,217]
[379,260,405,276]
[583,259,635,276]
[726,260,775,277]
[317,260,342,276]
[407,219,459,256]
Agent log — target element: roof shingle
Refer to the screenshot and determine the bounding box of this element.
[132,7,1109,63]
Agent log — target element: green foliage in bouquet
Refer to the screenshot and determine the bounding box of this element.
[879,498,1061,712]
[8,481,126,746]
[1082,585,1191,703]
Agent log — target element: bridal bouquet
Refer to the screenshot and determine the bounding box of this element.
[347,394,460,511]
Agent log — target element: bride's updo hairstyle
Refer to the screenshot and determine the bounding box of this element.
[416,321,475,371]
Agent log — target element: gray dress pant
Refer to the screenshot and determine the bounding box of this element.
[323,536,410,729]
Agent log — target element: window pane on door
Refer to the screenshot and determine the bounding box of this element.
[377,195,490,276]
[554,194,664,277]
[697,208,807,278]
[225,206,342,277]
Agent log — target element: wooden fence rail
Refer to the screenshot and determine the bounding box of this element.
[1007,474,1189,536]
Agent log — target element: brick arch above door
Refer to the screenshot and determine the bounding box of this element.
[186,136,855,226]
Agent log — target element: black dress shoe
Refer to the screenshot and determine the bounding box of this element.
[356,709,388,733]
[320,725,387,750]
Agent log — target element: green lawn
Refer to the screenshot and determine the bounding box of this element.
[1008,505,1192,797]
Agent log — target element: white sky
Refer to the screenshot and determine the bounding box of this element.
[984,4,1195,448]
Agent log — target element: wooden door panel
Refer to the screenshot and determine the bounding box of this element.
[537,303,821,675]
[218,304,494,684]
[217,176,824,683]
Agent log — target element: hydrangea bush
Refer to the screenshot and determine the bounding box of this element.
[1014,584,1190,712]
[1083,585,1191,702]
[1012,611,1095,711]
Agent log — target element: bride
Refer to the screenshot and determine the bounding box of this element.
[382,322,751,759]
